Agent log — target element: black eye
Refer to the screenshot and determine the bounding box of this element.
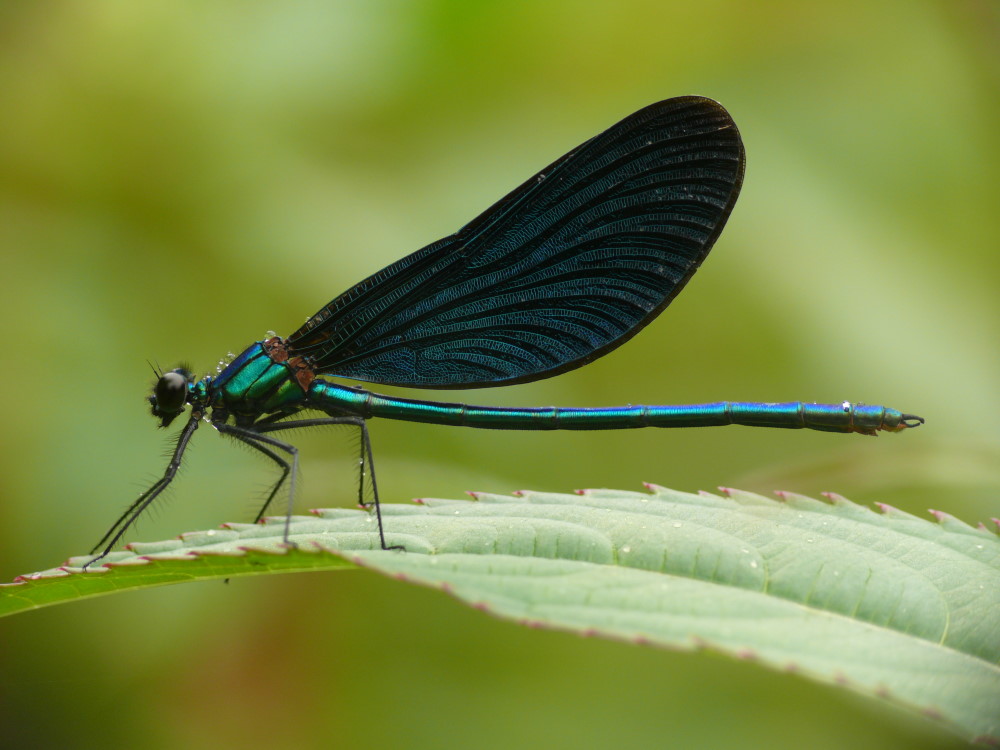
[154,370,189,413]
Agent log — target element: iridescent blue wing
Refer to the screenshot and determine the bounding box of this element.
[286,96,745,388]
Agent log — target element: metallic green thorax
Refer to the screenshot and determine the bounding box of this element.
[208,342,309,420]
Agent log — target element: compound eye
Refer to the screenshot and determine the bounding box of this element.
[155,370,189,413]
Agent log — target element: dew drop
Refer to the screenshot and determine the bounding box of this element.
[621,545,631,554]
[672,522,682,528]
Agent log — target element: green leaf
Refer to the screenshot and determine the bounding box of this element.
[4,487,998,743]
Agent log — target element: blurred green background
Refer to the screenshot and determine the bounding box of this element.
[0,1,996,748]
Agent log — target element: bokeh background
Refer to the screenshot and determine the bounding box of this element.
[1,2,996,748]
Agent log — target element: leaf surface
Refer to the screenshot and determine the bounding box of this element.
[4,487,997,742]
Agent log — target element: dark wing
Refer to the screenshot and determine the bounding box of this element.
[286,96,745,388]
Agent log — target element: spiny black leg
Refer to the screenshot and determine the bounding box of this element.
[358,428,367,508]
[215,424,299,547]
[218,429,291,523]
[86,415,201,569]
[254,417,367,434]
[254,417,398,551]
[251,410,298,427]
[358,420,400,551]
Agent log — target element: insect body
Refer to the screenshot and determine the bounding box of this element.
[89,97,922,565]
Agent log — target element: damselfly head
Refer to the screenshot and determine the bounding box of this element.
[148,367,194,427]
